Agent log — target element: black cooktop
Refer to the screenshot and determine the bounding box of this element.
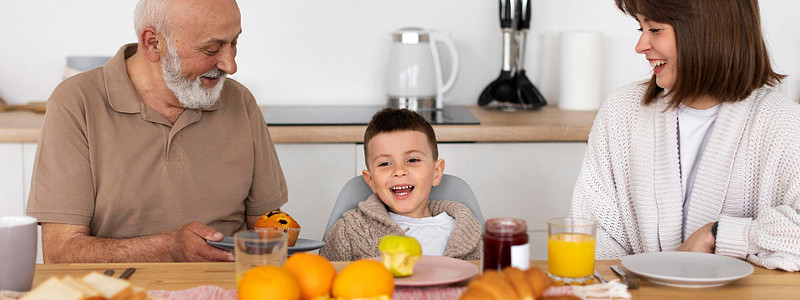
[263,106,479,126]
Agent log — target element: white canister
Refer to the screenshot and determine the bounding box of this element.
[558,31,605,111]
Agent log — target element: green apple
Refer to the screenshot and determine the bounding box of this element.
[378,235,423,277]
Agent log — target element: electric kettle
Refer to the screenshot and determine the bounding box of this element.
[385,27,459,110]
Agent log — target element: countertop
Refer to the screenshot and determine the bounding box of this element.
[0,106,596,143]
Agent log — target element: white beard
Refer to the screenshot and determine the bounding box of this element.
[161,45,227,110]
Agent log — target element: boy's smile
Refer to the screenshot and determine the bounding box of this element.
[363,130,445,218]
[391,185,414,198]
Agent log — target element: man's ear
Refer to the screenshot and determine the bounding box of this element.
[139,27,163,62]
[431,159,445,187]
[362,169,378,193]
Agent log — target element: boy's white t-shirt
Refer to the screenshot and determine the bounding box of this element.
[388,212,456,256]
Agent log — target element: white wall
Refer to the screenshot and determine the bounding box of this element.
[1,0,799,106]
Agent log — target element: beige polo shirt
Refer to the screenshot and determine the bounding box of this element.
[26,44,288,238]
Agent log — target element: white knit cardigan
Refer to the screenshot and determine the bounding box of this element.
[571,83,800,271]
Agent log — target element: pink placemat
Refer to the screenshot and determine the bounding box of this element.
[394,286,467,300]
[147,282,628,300]
[148,286,467,300]
[148,286,237,300]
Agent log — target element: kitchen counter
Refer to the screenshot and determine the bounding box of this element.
[0,106,596,143]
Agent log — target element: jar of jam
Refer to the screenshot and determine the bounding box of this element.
[482,218,529,271]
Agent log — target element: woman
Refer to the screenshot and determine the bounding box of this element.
[571,0,800,271]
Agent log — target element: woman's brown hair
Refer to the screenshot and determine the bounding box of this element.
[615,0,784,107]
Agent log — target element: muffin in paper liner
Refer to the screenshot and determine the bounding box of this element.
[253,210,301,247]
[256,227,301,247]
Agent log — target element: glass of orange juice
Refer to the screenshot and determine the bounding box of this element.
[547,217,596,285]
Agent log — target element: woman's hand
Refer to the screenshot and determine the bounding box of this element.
[677,222,716,253]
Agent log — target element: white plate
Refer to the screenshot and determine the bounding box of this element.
[207,237,325,254]
[621,252,753,288]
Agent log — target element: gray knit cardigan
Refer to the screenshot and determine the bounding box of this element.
[319,194,482,261]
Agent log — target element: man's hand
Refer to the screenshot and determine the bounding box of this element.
[169,221,234,262]
[41,222,233,263]
[677,222,716,253]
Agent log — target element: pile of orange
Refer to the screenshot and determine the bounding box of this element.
[238,253,394,300]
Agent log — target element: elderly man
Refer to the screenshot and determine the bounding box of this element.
[25,0,287,263]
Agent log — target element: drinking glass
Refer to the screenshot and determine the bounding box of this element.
[234,230,288,284]
[547,217,596,284]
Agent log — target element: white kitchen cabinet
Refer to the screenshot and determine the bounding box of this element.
[441,142,586,259]
[0,143,24,217]
[0,143,42,263]
[274,144,360,242]
[438,143,585,228]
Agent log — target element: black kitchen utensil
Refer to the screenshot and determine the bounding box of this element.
[513,0,547,109]
[478,0,519,107]
[119,267,136,280]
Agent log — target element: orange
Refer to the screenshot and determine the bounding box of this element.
[238,265,300,300]
[283,253,336,300]
[332,259,394,300]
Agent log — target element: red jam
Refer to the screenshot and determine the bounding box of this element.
[482,218,529,271]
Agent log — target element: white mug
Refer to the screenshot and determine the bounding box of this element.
[0,216,38,292]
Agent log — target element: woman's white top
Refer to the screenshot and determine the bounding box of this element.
[677,103,721,240]
[389,212,456,256]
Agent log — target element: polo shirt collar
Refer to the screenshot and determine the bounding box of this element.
[103,43,223,115]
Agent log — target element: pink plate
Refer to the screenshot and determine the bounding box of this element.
[379,255,479,286]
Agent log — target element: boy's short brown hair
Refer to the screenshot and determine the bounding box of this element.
[615,0,784,108]
[364,108,438,162]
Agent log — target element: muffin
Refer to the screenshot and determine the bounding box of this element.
[254,210,301,247]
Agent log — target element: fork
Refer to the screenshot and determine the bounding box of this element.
[594,270,608,283]
[611,265,640,289]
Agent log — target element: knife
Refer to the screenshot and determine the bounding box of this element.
[118,267,136,280]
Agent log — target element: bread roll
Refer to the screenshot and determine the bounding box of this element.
[465,270,518,300]
[459,266,557,300]
[524,267,553,298]
[502,267,534,300]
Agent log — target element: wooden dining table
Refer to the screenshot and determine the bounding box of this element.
[31,260,799,299]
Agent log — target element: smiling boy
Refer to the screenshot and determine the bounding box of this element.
[320,108,482,261]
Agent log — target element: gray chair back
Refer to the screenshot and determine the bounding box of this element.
[323,174,484,239]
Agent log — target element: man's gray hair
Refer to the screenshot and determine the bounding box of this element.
[133,0,174,40]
